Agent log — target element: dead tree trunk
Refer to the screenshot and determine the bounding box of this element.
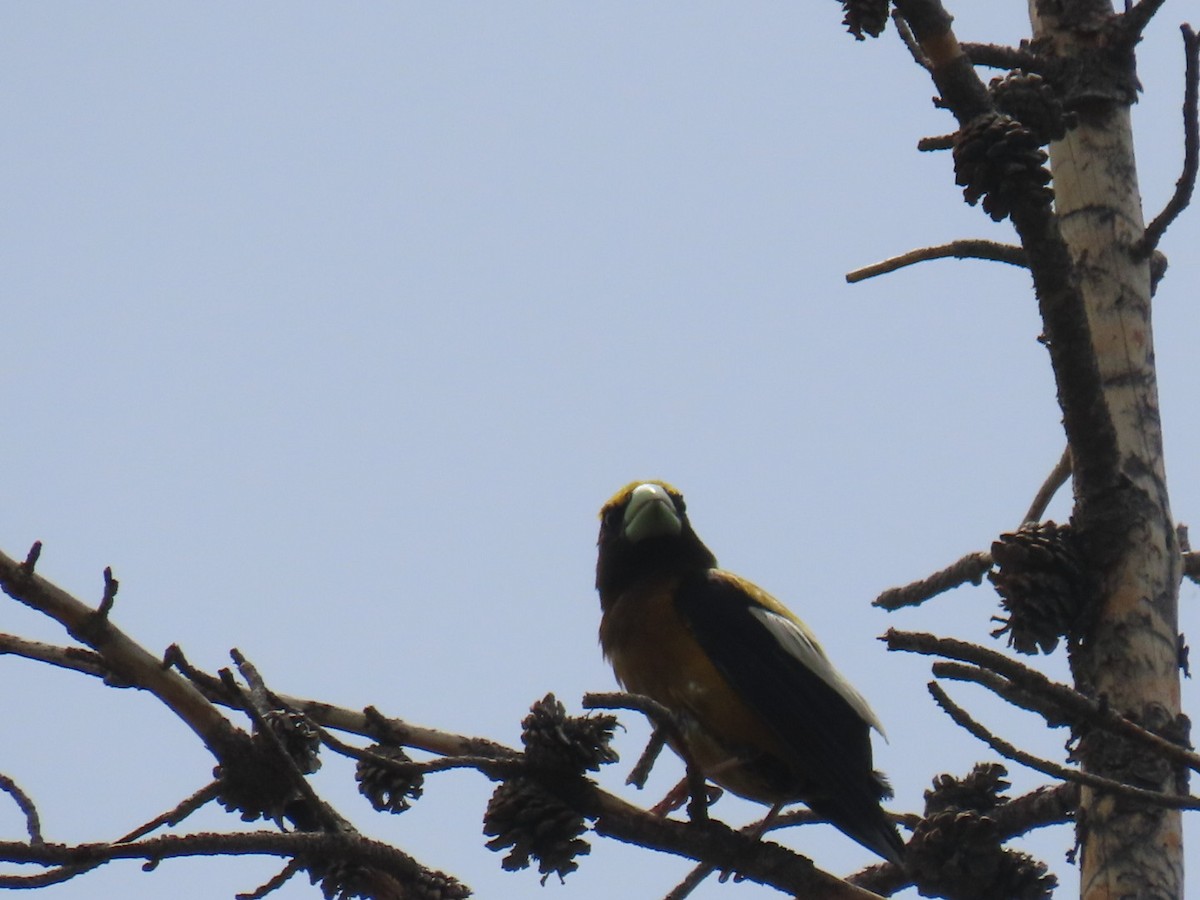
[1028,2,1186,898]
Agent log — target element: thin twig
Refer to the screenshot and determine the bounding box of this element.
[1,631,519,763]
[20,542,42,575]
[0,831,465,894]
[847,240,1027,283]
[892,9,930,69]
[584,691,710,823]
[1184,551,1200,585]
[1022,444,1072,524]
[1136,24,1200,258]
[1,551,886,899]
[887,630,1200,774]
[927,682,1200,809]
[990,781,1077,837]
[236,859,303,900]
[873,551,993,610]
[97,567,118,618]
[0,774,42,844]
[1121,0,1171,43]
[933,660,1070,726]
[221,653,347,833]
[664,808,830,900]
[960,41,1046,72]
[627,727,667,789]
[115,782,221,845]
[0,548,242,759]
[917,133,954,151]
[318,728,519,781]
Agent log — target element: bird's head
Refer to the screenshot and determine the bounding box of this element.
[595,481,717,603]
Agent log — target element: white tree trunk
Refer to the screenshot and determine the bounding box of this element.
[1029,3,1185,898]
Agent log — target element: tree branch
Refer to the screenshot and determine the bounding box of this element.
[887,630,1200,775]
[1184,550,1200,585]
[1120,0,1171,44]
[2,549,894,899]
[0,831,465,897]
[873,551,993,610]
[893,0,1121,498]
[927,682,1200,810]
[1021,445,1072,524]
[1135,24,1200,258]
[960,42,1046,72]
[0,548,242,759]
[846,240,1027,282]
[0,773,42,845]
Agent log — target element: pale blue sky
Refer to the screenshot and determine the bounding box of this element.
[2,4,1197,899]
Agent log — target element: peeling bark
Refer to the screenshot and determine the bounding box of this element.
[1028,3,1186,898]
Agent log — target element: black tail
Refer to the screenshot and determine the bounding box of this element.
[812,790,905,865]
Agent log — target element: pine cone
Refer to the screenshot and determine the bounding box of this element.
[841,0,889,40]
[262,708,322,775]
[909,770,1057,900]
[214,732,299,823]
[953,112,1054,221]
[356,744,424,814]
[521,693,618,775]
[990,521,1086,654]
[305,858,470,900]
[483,777,590,883]
[306,858,374,900]
[925,763,1010,815]
[990,71,1069,145]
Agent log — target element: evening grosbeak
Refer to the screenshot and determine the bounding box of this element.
[595,480,905,865]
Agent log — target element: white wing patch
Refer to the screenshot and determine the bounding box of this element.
[748,606,887,738]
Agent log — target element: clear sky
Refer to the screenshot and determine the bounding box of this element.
[2,4,1197,899]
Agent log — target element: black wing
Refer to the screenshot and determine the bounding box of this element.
[675,569,903,863]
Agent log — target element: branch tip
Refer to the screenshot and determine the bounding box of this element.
[847,240,1026,284]
[21,541,43,575]
[874,551,993,610]
[97,567,118,618]
[1135,22,1199,258]
[0,774,43,845]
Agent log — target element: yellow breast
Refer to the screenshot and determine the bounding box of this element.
[599,577,791,802]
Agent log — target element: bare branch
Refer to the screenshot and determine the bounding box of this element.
[1121,0,1171,43]
[933,660,1070,725]
[0,831,466,897]
[1136,24,1200,258]
[893,0,1121,499]
[927,682,1200,810]
[846,240,1026,283]
[891,9,930,70]
[989,781,1077,837]
[236,860,302,900]
[1021,444,1072,524]
[916,133,954,151]
[584,691,710,823]
[115,783,221,844]
[1,567,890,897]
[0,549,242,759]
[20,541,42,575]
[1184,551,1200,585]
[627,727,667,790]
[318,728,520,781]
[886,630,1200,774]
[0,773,42,844]
[960,41,1045,72]
[873,551,993,610]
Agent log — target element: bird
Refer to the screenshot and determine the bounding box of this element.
[595,480,905,865]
